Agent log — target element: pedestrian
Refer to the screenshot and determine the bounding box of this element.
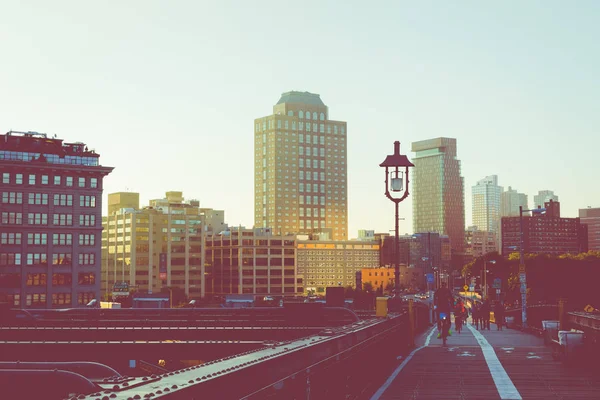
[494,301,505,331]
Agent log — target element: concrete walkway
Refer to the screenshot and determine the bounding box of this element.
[371,320,600,400]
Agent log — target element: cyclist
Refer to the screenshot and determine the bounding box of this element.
[434,282,454,338]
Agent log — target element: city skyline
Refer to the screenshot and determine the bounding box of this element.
[1,2,599,237]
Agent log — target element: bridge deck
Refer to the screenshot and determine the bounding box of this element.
[372,321,600,400]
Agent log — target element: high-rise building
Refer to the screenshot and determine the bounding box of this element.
[101,191,224,300]
[412,137,465,252]
[533,190,559,209]
[0,130,113,308]
[500,186,528,217]
[472,175,502,234]
[501,200,588,256]
[465,226,497,258]
[579,207,600,251]
[254,91,348,240]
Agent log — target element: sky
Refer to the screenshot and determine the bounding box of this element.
[1,1,599,237]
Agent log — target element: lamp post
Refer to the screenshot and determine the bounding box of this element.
[519,205,546,328]
[482,259,496,300]
[380,141,414,295]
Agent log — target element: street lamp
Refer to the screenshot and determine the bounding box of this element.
[519,205,546,328]
[380,141,414,294]
[483,259,496,300]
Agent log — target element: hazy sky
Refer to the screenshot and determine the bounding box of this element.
[2,1,599,236]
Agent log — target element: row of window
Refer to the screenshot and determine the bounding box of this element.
[1,173,98,188]
[21,272,96,286]
[1,292,96,307]
[0,150,99,167]
[1,192,96,207]
[0,253,96,266]
[1,212,96,226]
[0,232,95,246]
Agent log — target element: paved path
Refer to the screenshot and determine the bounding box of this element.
[372,320,600,400]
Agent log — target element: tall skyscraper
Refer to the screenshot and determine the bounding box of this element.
[254,91,348,240]
[1,130,113,308]
[500,186,528,217]
[471,175,502,234]
[412,137,465,252]
[533,190,558,209]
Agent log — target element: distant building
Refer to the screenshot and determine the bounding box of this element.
[472,175,502,234]
[357,229,375,241]
[254,91,348,240]
[102,191,225,301]
[298,238,379,294]
[465,227,497,258]
[500,186,528,217]
[533,190,559,209]
[579,207,600,251]
[204,228,302,296]
[501,200,588,256]
[0,130,113,308]
[412,137,465,252]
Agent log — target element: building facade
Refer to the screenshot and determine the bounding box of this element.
[579,207,600,251]
[254,91,348,240]
[101,191,221,300]
[533,190,559,209]
[472,175,502,234]
[411,137,465,252]
[501,200,588,256]
[298,239,379,294]
[465,227,497,258]
[204,228,302,296]
[500,186,528,217]
[1,130,113,308]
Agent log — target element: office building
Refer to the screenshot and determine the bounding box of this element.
[254,91,348,240]
[204,228,302,296]
[533,190,559,209]
[501,200,588,256]
[472,175,502,234]
[298,238,379,294]
[579,207,600,251]
[101,191,223,300]
[412,137,465,252]
[500,186,528,217]
[465,227,497,258]
[0,130,113,308]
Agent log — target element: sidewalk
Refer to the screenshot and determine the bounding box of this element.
[372,321,600,400]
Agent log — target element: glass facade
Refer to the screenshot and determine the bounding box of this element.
[471,175,502,234]
[500,186,528,217]
[411,138,465,252]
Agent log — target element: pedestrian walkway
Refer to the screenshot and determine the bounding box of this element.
[371,321,600,400]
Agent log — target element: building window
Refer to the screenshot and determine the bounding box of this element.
[78,177,85,187]
[28,174,36,185]
[53,214,73,226]
[0,253,22,265]
[27,233,48,245]
[66,177,73,187]
[54,194,73,206]
[2,212,23,225]
[15,174,23,184]
[79,234,95,246]
[52,273,72,286]
[54,176,61,185]
[78,273,95,285]
[90,178,98,188]
[78,253,96,265]
[26,273,47,286]
[28,193,48,205]
[41,175,49,185]
[53,233,72,246]
[52,293,71,306]
[26,293,46,307]
[78,292,95,305]
[79,214,96,227]
[1,232,22,245]
[2,173,8,184]
[26,253,48,266]
[2,192,23,204]
[79,195,96,208]
[52,253,72,266]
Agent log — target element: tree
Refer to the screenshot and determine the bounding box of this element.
[363,282,374,293]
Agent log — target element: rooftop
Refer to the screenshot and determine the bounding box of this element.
[276,91,325,107]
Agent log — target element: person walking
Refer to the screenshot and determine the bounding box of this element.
[494,301,505,331]
[481,299,491,330]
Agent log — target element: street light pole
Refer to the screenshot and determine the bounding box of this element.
[519,205,546,328]
[380,141,414,295]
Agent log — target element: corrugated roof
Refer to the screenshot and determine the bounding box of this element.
[276,91,325,106]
